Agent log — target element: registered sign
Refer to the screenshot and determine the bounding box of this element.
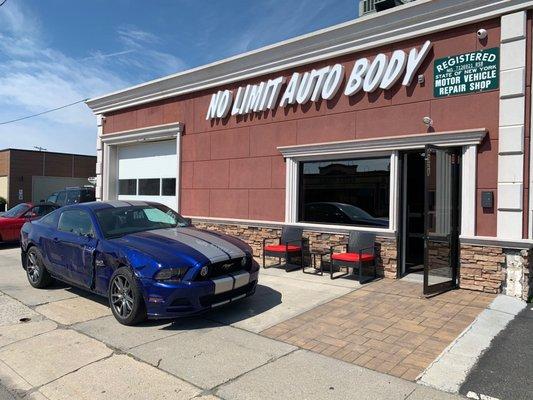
[434,48,499,97]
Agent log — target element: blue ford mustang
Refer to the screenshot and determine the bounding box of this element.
[20,201,259,325]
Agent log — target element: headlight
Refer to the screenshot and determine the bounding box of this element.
[154,267,188,282]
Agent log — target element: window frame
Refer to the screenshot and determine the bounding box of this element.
[138,178,161,196]
[297,156,392,228]
[118,179,137,196]
[161,178,177,196]
[57,209,96,237]
[285,151,398,234]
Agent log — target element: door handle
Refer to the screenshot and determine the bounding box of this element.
[53,237,60,243]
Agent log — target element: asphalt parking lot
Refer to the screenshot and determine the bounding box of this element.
[0,245,464,399]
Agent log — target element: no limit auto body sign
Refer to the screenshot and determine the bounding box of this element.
[206,41,433,120]
[434,48,499,97]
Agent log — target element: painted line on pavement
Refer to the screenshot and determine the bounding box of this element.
[466,390,501,400]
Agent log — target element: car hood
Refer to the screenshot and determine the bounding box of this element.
[110,227,250,267]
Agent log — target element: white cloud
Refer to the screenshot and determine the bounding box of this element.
[117,25,159,47]
[0,3,186,155]
[202,0,331,56]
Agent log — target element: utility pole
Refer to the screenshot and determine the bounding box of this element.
[34,146,47,175]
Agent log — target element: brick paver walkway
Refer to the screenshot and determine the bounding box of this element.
[262,279,495,381]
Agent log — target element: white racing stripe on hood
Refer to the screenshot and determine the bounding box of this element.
[179,228,246,259]
[149,228,230,263]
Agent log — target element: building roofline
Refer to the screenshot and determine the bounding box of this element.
[0,148,96,158]
[86,0,533,115]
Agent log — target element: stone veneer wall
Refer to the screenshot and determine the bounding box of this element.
[459,245,506,294]
[460,245,532,301]
[192,220,398,279]
[193,220,532,300]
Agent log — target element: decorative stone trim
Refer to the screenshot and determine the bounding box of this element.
[460,245,506,294]
[192,220,398,279]
[460,244,532,301]
[192,219,530,299]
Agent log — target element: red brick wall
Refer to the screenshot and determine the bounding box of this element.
[102,19,505,235]
[7,150,96,205]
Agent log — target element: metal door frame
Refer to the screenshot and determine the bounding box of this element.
[423,145,460,296]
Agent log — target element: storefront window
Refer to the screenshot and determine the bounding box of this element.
[119,179,137,195]
[298,157,390,228]
[161,178,176,196]
[138,179,160,196]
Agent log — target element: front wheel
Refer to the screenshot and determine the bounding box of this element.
[108,267,147,325]
[25,247,52,288]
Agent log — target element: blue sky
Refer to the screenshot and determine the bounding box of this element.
[0,0,357,155]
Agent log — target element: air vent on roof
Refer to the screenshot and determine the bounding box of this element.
[359,0,415,15]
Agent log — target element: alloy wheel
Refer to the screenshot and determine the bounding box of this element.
[110,275,134,319]
[26,252,40,284]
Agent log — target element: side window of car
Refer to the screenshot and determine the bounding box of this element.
[56,191,67,206]
[66,190,80,205]
[40,205,57,216]
[29,206,44,217]
[80,190,95,203]
[47,193,58,203]
[58,210,95,236]
[39,210,59,227]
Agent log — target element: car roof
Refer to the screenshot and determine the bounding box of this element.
[67,200,160,212]
[34,202,60,207]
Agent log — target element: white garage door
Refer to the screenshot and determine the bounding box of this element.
[117,140,177,210]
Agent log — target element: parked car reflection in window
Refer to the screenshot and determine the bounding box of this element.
[298,157,390,228]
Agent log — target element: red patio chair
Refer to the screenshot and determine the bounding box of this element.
[330,231,377,283]
[262,226,306,272]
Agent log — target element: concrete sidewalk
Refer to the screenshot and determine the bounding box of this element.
[0,246,463,399]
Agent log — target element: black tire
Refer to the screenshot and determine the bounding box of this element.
[108,267,147,325]
[25,247,53,288]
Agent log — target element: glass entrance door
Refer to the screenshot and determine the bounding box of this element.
[423,145,460,296]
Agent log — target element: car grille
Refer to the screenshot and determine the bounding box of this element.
[199,281,256,307]
[195,257,251,280]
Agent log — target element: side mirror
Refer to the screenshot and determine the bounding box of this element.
[184,217,192,226]
[24,212,37,219]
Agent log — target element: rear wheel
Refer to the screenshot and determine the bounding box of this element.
[25,247,52,288]
[108,267,146,325]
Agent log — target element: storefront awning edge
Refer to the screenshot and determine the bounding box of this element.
[278,129,487,159]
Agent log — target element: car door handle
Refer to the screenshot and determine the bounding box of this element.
[53,237,60,243]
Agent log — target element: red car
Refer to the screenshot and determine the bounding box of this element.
[0,203,59,243]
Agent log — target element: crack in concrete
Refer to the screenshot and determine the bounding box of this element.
[208,347,299,397]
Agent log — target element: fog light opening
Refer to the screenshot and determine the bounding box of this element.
[148,295,165,304]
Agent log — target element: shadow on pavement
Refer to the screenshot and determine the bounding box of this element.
[0,242,20,250]
[54,282,282,331]
[160,284,283,331]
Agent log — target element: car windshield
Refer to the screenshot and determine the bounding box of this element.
[95,204,189,239]
[2,203,30,218]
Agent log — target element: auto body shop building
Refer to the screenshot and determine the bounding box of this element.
[86,0,533,301]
